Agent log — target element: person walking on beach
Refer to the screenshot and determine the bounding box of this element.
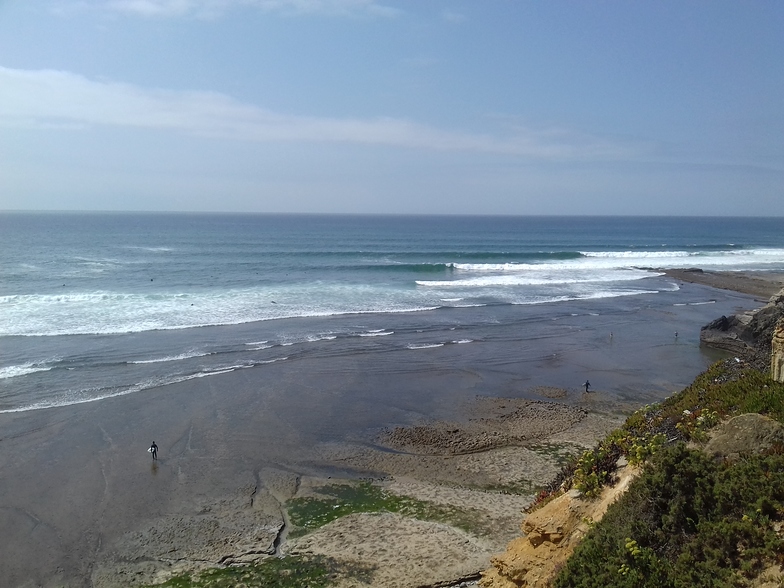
[583,380,591,393]
[150,441,158,460]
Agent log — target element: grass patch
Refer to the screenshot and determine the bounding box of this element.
[527,442,583,468]
[141,554,372,588]
[286,480,489,537]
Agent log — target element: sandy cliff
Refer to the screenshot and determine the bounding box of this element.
[480,462,638,588]
[772,318,784,383]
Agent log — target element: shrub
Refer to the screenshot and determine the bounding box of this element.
[554,444,784,588]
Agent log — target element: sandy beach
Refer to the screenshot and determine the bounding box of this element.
[1,270,779,588]
[660,269,784,300]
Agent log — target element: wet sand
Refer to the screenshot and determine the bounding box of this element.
[660,269,784,300]
[0,273,775,587]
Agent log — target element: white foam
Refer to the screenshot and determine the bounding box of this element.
[128,351,209,364]
[417,268,653,288]
[0,357,290,414]
[407,343,444,349]
[0,362,53,379]
[121,245,173,252]
[359,331,394,337]
[453,339,473,344]
[191,368,236,378]
[512,289,660,306]
[0,288,440,337]
[307,334,337,341]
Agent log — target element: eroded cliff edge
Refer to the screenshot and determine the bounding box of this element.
[700,287,784,361]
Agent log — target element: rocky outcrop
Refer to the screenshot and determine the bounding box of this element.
[480,462,637,588]
[703,413,784,462]
[701,288,784,356]
[773,319,784,383]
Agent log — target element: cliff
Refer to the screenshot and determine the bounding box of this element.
[482,290,784,588]
[700,287,784,358]
[773,318,784,383]
[480,462,638,588]
[481,411,784,588]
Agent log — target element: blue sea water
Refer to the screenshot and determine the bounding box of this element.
[1,212,783,413]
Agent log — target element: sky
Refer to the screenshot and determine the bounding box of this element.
[0,1,782,215]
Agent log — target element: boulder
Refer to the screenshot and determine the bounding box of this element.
[704,413,784,462]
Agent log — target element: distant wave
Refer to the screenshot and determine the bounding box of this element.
[0,289,439,337]
[120,246,174,252]
[3,245,783,338]
[581,248,784,262]
[417,269,652,288]
[128,351,209,364]
[306,334,338,342]
[359,263,455,273]
[0,356,290,414]
[580,251,692,259]
[0,361,54,380]
[359,330,394,337]
[407,343,444,349]
[354,252,584,272]
[512,289,661,306]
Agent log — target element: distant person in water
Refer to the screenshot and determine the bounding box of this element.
[150,441,158,460]
[584,380,591,393]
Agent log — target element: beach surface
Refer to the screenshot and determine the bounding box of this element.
[0,271,777,587]
[661,269,784,300]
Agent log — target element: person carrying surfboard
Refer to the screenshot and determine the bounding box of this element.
[149,441,158,460]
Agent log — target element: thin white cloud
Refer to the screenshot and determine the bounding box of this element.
[54,0,400,18]
[0,66,635,159]
[441,9,466,24]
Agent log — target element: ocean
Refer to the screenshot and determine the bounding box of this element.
[1,213,783,415]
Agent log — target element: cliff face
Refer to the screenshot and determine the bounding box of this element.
[481,413,784,588]
[700,288,784,356]
[773,319,784,383]
[480,463,638,588]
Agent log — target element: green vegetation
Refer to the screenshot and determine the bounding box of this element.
[536,360,784,506]
[140,554,369,588]
[555,445,784,587]
[551,359,784,587]
[528,442,584,468]
[286,480,487,537]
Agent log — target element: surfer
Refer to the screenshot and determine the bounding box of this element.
[584,380,591,393]
[150,441,158,460]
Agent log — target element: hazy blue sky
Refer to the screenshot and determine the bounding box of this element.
[1,1,782,215]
